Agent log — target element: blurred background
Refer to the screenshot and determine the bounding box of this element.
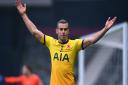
[0,0,128,85]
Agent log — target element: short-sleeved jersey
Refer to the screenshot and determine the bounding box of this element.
[5,74,43,85]
[41,35,83,85]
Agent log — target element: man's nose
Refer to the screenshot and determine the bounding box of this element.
[62,31,65,34]
[62,30,65,33]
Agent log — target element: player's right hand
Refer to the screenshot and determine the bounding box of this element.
[16,0,26,15]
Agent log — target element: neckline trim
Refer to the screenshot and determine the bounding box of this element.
[58,39,69,44]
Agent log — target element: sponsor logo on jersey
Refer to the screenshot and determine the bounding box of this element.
[53,53,69,62]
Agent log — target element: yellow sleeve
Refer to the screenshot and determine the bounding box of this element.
[75,39,83,52]
[40,35,53,48]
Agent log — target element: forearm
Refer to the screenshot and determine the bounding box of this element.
[21,13,38,34]
[21,13,43,40]
[83,17,116,48]
[90,27,108,44]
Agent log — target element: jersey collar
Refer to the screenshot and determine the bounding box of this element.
[56,39,69,45]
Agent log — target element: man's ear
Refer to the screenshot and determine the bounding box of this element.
[56,28,58,34]
[68,29,70,34]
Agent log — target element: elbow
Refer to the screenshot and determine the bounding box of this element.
[91,40,98,44]
[31,30,37,35]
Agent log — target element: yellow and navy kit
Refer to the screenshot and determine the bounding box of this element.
[41,35,83,85]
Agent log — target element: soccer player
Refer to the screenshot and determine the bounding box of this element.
[15,0,117,85]
[0,65,44,85]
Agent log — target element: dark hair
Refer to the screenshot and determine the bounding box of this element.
[57,19,68,24]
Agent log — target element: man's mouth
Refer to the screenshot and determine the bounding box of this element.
[61,34,66,36]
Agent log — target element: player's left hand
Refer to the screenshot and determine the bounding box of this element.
[104,17,117,30]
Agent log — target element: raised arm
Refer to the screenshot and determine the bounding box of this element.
[16,0,44,41]
[83,17,117,48]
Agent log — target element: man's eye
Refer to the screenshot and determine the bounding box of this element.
[64,29,67,31]
[60,29,63,31]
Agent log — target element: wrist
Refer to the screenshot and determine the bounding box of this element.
[104,26,109,30]
[21,12,26,16]
[102,26,109,32]
[21,13,27,18]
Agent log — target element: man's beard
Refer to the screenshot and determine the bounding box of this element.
[58,36,68,43]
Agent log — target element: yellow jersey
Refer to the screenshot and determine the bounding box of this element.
[41,35,83,85]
